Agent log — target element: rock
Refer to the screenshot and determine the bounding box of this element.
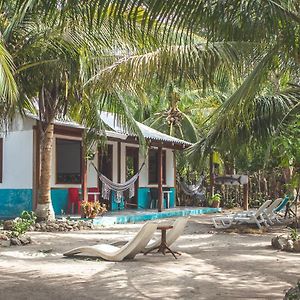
[53,224,59,229]
[10,237,22,246]
[286,239,294,252]
[0,239,11,247]
[3,220,14,231]
[293,241,300,252]
[35,223,41,229]
[284,281,300,300]
[19,235,31,245]
[28,225,35,232]
[271,236,288,250]
[0,233,9,240]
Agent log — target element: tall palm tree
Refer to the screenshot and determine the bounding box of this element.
[0,2,155,220]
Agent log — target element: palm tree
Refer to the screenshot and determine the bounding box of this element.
[1,0,299,220]
[0,2,155,220]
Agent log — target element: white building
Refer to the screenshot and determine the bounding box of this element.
[0,112,191,218]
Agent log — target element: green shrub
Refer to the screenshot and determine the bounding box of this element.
[11,211,37,237]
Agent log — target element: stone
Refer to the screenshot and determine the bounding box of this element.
[10,237,22,246]
[53,224,59,229]
[293,241,300,252]
[284,282,300,300]
[3,220,14,231]
[271,236,288,250]
[0,233,9,240]
[285,239,294,252]
[19,235,31,245]
[0,239,11,247]
[35,223,41,229]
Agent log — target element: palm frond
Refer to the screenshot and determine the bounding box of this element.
[0,40,18,123]
[88,42,243,93]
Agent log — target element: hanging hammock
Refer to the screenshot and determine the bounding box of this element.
[179,175,206,198]
[91,161,145,204]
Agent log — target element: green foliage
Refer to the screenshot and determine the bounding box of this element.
[289,228,300,242]
[208,193,222,205]
[10,211,36,237]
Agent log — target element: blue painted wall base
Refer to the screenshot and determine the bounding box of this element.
[0,189,32,219]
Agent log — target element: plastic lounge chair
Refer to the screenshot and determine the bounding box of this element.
[63,222,157,261]
[274,196,293,218]
[212,200,272,229]
[262,198,283,225]
[143,217,189,253]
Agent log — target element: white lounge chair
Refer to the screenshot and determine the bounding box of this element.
[63,222,157,261]
[212,200,272,229]
[143,217,189,253]
[262,198,283,225]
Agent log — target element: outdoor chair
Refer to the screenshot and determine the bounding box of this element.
[67,188,81,215]
[143,217,189,253]
[111,217,189,252]
[212,200,272,229]
[88,187,100,202]
[274,196,294,218]
[149,188,169,209]
[262,198,283,225]
[63,222,157,262]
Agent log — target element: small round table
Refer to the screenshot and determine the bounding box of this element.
[144,225,180,259]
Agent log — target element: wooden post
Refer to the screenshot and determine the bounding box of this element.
[209,152,215,197]
[243,183,249,210]
[158,147,163,212]
[118,142,121,183]
[81,142,88,202]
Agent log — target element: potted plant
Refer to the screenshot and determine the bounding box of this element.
[209,193,221,208]
[81,201,107,219]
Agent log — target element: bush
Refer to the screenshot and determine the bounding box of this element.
[11,211,37,237]
[81,201,107,218]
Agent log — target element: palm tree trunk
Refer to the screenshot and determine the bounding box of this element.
[35,123,55,221]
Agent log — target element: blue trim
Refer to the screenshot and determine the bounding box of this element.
[51,189,68,215]
[111,191,125,211]
[0,189,32,219]
[137,187,150,209]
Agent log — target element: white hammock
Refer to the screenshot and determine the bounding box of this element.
[91,162,145,204]
[179,175,205,198]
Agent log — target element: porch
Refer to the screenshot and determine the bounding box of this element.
[43,112,192,215]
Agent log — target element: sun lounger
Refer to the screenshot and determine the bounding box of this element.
[212,200,272,229]
[143,217,189,253]
[262,198,283,225]
[63,222,157,261]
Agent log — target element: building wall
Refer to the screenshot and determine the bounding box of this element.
[109,143,176,211]
[0,116,35,218]
[0,116,178,217]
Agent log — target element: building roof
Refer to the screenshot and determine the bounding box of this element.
[100,112,192,148]
[25,111,192,148]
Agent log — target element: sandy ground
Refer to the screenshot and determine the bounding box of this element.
[0,214,299,300]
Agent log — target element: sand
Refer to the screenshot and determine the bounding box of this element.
[0,214,299,300]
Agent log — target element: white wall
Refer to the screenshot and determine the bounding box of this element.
[0,116,35,189]
[120,143,175,188]
[87,144,98,187]
[86,141,118,187]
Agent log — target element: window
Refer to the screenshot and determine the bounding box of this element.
[98,144,113,180]
[148,149,166,184]
[56,138,81,184]
[0,138,2,183]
